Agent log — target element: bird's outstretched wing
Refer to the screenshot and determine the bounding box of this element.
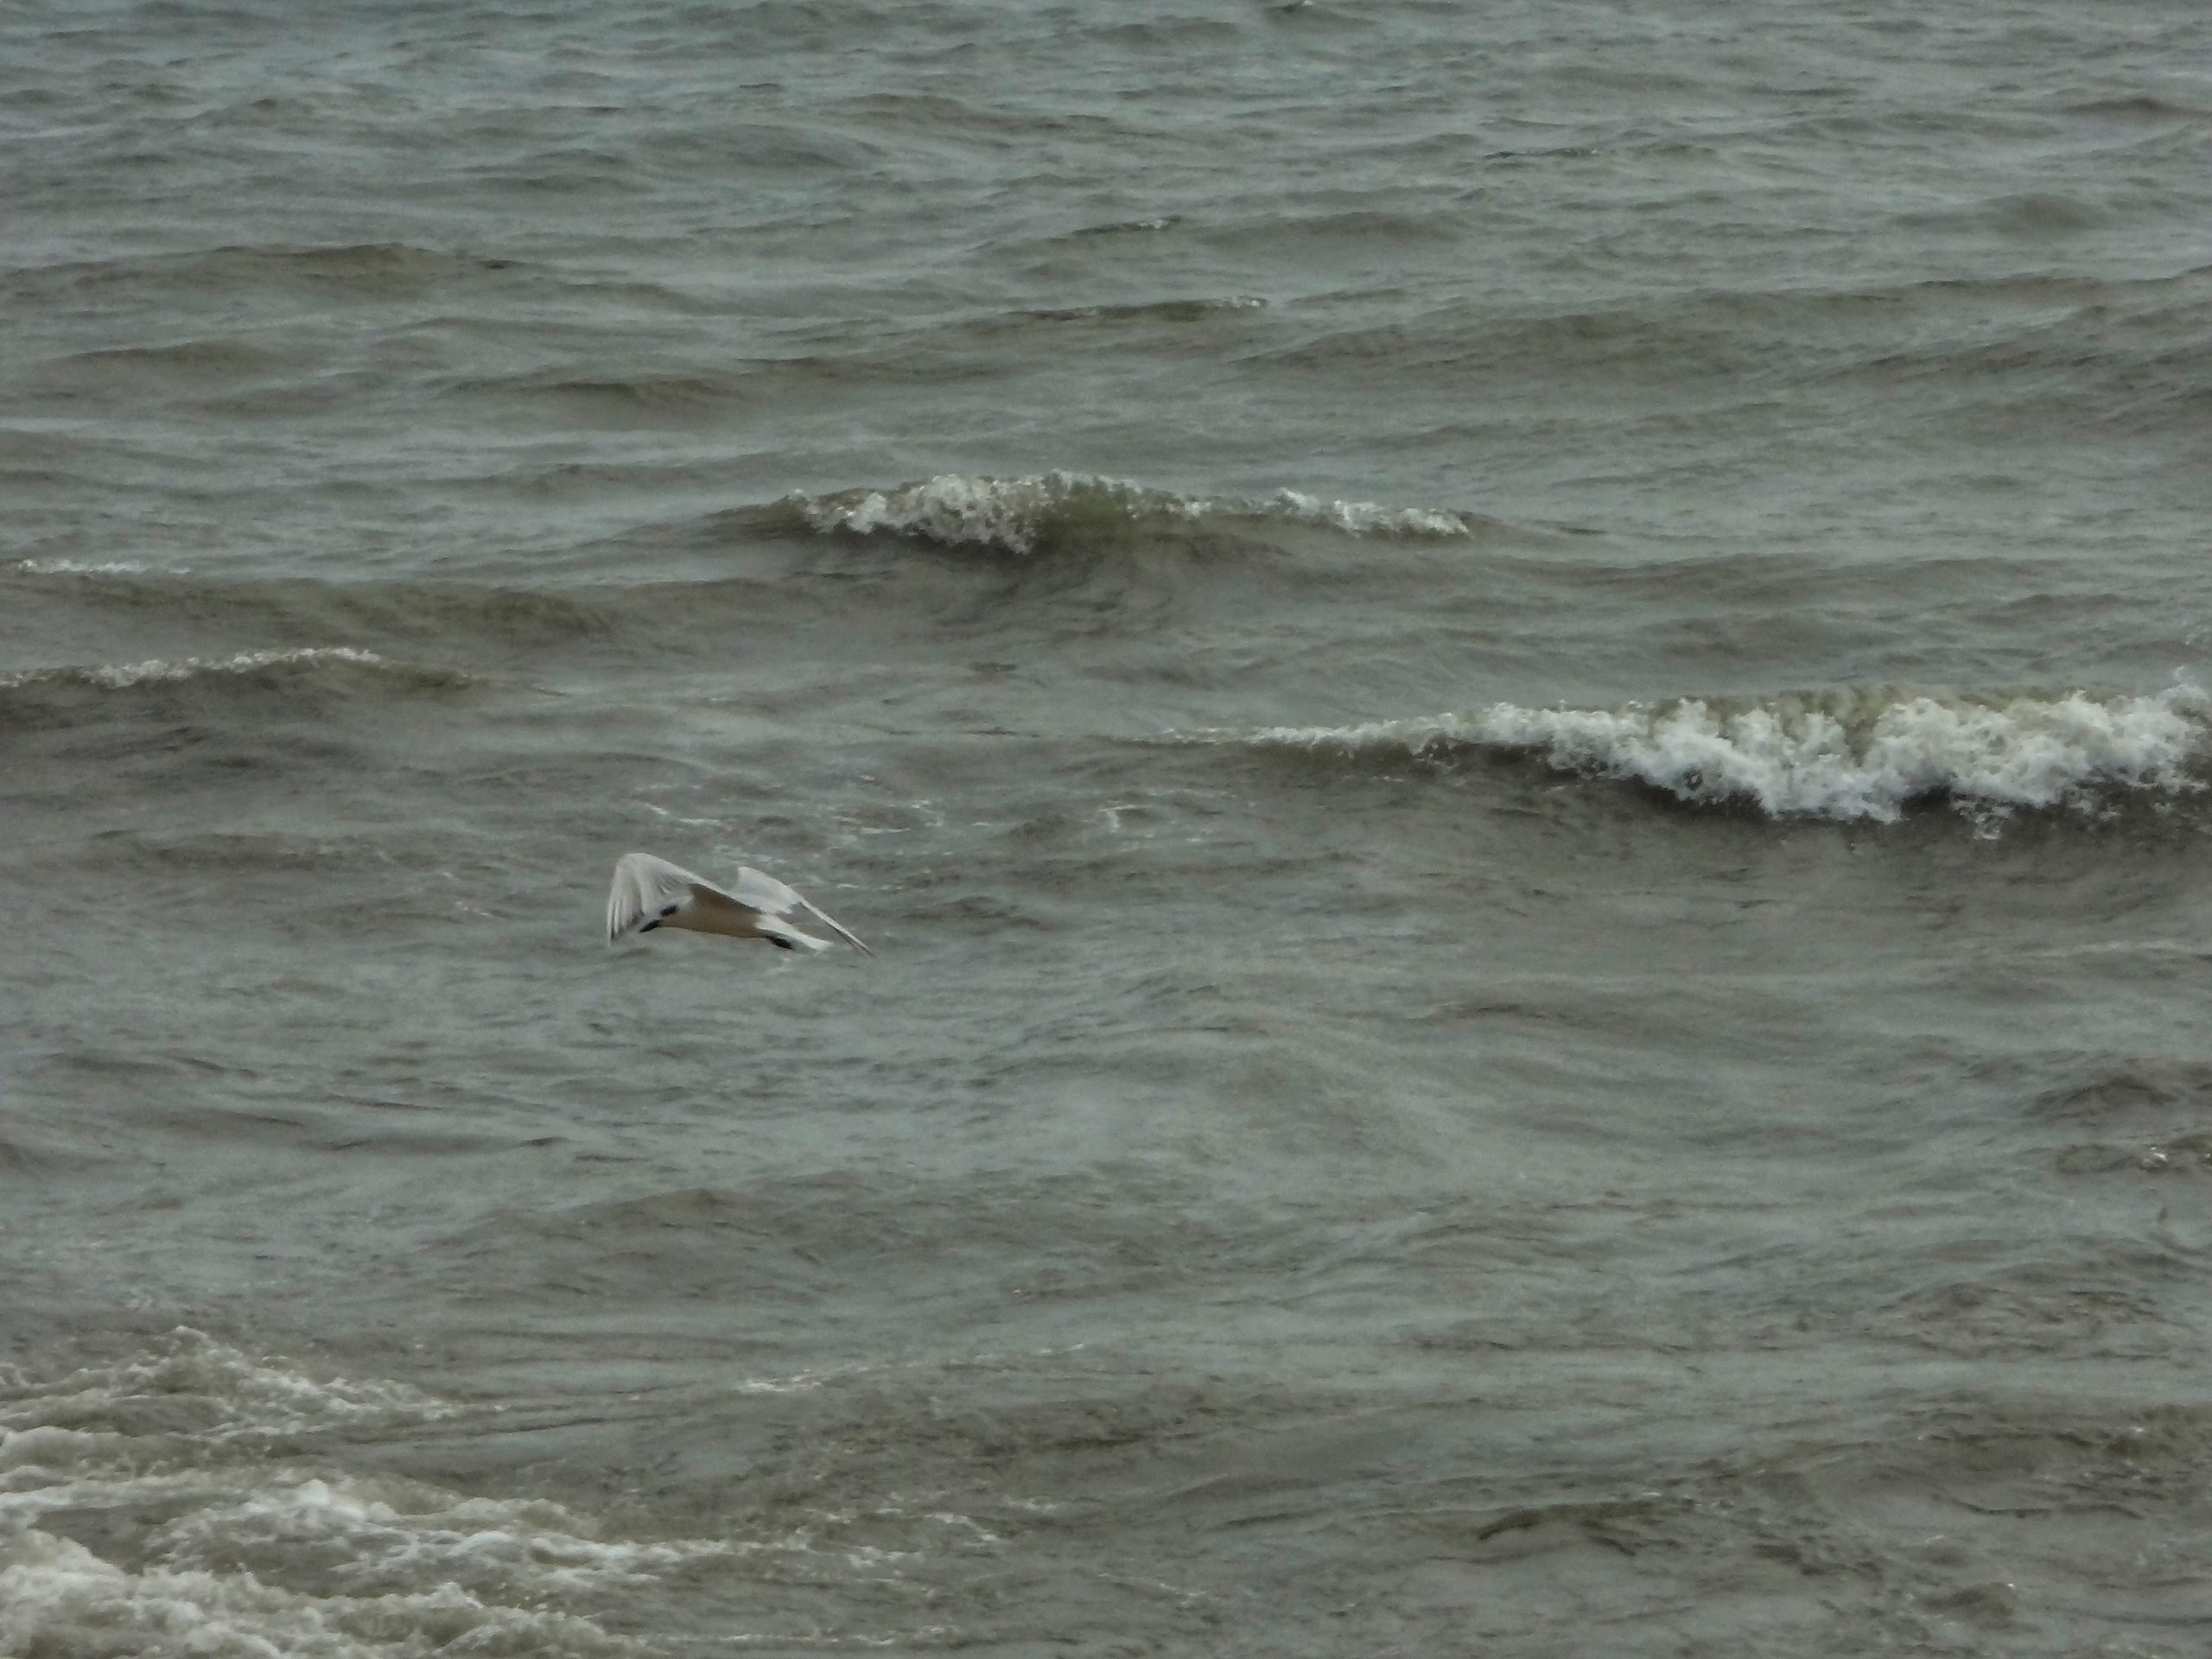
[731,864,874,955]
[606,851,720,943]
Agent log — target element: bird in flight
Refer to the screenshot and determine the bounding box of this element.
[605,851,871,954]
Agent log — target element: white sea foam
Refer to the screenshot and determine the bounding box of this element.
[787,471,1473,555]
[1238,683,2210,823]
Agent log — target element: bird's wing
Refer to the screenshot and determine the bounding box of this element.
[730,864,874,954]
[607,851,729,943]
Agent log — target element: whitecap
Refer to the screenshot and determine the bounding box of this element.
[1232,683,2211,823]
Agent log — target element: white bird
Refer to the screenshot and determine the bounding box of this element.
[605,851,872,955]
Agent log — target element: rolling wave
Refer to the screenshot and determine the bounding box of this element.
[1224,683,2209,823]
[783,471,1478,556]
[0,242,524,304]
[0,649,483,728]
[7,560,615,642]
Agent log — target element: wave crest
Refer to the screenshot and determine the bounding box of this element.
[0,648,476,695]
[785,471,1475,556]
[1241,683,2209,823]
[13,557,170,575]
[0,650,485,730]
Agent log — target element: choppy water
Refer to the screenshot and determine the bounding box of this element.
[8,1,2212,1653]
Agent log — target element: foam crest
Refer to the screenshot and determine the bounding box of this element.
[1259,489,1471,537]
[786,471,1472,555]
[1243,683,2210,823]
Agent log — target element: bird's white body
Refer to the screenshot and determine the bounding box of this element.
[605,851,871,954]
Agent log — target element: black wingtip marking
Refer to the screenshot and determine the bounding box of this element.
[768,935,794,950]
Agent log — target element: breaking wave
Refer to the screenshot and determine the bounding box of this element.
[1230,683,2209,823]
[783,471,1478,556]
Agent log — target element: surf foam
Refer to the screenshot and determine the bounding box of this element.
[1239,683,2209,822]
